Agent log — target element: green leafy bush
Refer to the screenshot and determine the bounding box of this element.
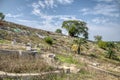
[44,36,53,45]
[55,29,62,34]
[98,41,107,49]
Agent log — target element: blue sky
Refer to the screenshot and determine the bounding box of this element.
[0,0,120,41]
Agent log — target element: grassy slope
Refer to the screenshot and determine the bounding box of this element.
[0,21,120,80]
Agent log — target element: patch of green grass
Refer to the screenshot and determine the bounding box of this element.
[56,54,78,64]
[0,39,10,44]
[44,36,53,45]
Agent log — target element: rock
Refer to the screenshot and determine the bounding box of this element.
[19,50,22,56]
[70,66,80,73]
[58,64,80,74]
[48,54,56,58]
[92,62,100,66]
[58,65,70,74]
[26,43,32,51]
[41,53,56,66]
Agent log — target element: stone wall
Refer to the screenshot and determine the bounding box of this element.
[0,49,38,58]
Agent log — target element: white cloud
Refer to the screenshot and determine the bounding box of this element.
[32,0,75,17]
[32,3,40,9]
[16,19,39,23]
[81,3,120,17]
[57,0,74,4]
[91,17,109,24]
[59,16,77,20]
[31,0,77,32]
[38,1,45,8]
[45,0,56,8]
[32,0,74,9]
[6,13,23,18]
[81,8,89,12]
[94,0,113,2]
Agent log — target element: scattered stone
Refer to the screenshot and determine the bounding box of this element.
[26,43,32,51]
[11,39,16,45]
[19,50,22,56]
[36,33,45,39]
[58,63,80,74]
[41,53,56,66]
[48,54,56,58]
[92,62,100,67]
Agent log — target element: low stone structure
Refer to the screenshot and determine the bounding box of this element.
[58,63,80,74]
[0,49,38,58]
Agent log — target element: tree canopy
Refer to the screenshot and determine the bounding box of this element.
[55,29,62,34]
[94,35,102,42]
[0,12,5,20]
[62,20,88,39]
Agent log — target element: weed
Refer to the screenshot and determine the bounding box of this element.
[44,36,53,45]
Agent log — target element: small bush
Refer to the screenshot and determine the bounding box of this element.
[98,41,107,49]
[55,29,62,34]
[44,36,53,45]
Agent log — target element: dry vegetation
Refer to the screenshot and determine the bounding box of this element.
[0,54,54,73]
[0,21,120,80]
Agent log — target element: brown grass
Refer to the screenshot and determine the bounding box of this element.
[0,54,54,73]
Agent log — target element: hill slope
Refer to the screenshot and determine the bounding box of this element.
[0,20,120,80]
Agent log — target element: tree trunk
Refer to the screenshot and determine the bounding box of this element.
[77,45,80,54]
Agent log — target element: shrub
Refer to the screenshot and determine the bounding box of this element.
[44,36,53,45]
[94,35,102,42]
[55,29,62,34]
[98,41,107,49]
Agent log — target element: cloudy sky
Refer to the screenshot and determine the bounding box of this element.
[0,0,120,41]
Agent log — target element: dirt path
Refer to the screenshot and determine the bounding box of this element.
[0,70,61,77]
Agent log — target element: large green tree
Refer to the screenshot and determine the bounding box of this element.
[0,12,5,20]
[62,20,88,39]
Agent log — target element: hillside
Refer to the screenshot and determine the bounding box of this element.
[0,20,120,80]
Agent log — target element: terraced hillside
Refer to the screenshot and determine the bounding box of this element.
[0,20,120,80]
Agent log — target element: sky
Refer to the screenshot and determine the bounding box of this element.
[0,0,120,41]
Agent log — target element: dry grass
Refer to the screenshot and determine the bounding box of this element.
[0,54,54,73]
